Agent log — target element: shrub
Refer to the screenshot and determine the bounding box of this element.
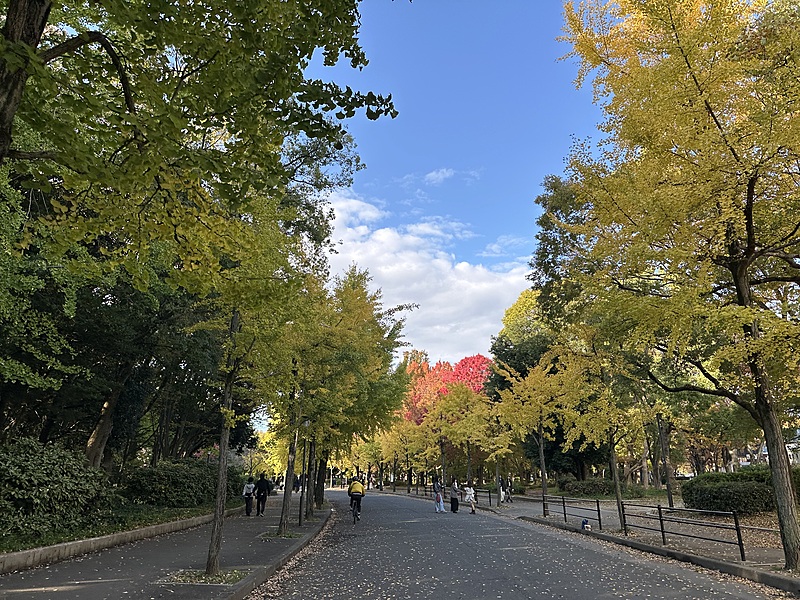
[0,438,115,536]
[686,465,771,486]
[682,479,774,514]
[564,478,615,496]
[556,473,576,492]
[123,460,244,507]
[621,483,646,499]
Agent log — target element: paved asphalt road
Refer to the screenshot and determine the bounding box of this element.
[247,490,789,600]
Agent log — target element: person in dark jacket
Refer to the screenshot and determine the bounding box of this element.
[450,477,460,513]
[255,473,269,516]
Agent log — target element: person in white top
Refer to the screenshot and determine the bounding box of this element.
[463,480,476,514]
[242,476,256,516]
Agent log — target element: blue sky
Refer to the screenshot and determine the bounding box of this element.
[314,1,603,364]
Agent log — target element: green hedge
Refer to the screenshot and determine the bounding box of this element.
[680,466,795,514]
[563,478,615,496]
[123,460,244,507]
[0,438,116,536]
[683,465,772,486]
[561,478,646,498]
[556,474,576,492]
[682,480,775,514]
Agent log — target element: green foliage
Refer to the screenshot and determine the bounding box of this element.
[693,466,772,484]
[556,473,577,491]
[682,480,775,514]
[563,478,615,497]
[559,478,645,499]
[123,461,244,507]
[680,465,799,514]
[0,438,114,537]
[621,483,646,500]
[1,503,240,553]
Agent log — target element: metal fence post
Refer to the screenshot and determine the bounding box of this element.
[562,496,567,523]
[733,511,746,562]
[596,498,602,531]
[621,502,628,535]
[657,505,666,545]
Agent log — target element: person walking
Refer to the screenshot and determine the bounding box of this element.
[464,480,476,514]
[242,476,256,516]
[432,475,445,513]
[255,473,269,516]
[449,477,460,513]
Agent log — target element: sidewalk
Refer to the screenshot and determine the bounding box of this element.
[0,494,328,600]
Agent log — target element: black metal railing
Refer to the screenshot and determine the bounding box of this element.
[542,495,603,530]
[621,503,747,561]
[474,488,493,506]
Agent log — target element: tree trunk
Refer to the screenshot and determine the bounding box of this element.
[494,461,501,507]
[0,0,52,163]
[315,451,328,509]
[304,438,316,520]
[755,379,800,570]
[466,440,472,481]
[726,234,800,568]
[298,436,307,526]
[205,415,230,576]
[277,427,298,536]
[537,422,549,515]
[205,310,240,576]
[656,414,674,508]
[85,362,134,469]
[609,430,624,530]
[439,438,446,494]
[406,451,411,494]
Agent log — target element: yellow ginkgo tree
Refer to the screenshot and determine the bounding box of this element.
[563,0,800,569]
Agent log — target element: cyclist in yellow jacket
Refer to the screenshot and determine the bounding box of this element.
[347,477,366,519]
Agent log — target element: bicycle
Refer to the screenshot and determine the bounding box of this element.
[350,493,363,524]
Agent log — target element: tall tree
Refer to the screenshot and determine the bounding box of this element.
[2,1,396,290]
[563,0,800,568]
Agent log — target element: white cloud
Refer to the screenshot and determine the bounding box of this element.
[326,190,530,364]
[329,196,388,227]
[423,168,456,185]
[479,234,532,258]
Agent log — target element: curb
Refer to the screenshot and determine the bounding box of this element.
[514,514,800,596]
[0,507,243,576]
[227,507,332,600]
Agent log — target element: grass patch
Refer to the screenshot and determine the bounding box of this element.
[166,568,251,585]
